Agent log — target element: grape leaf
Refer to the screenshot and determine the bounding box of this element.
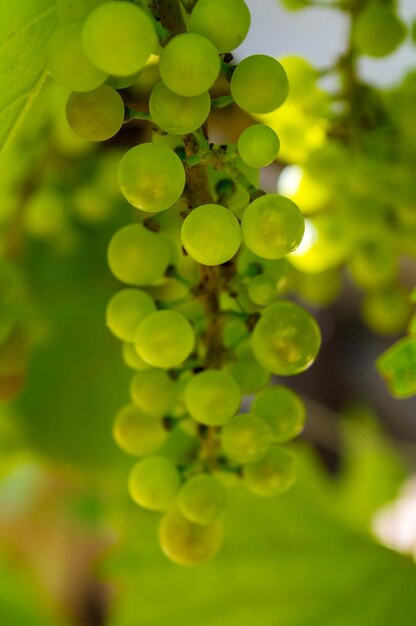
[0,0,57,158]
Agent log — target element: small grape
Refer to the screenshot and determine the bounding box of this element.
[113,404,167,456]
[354,4,406,58]
[252,385,306,442]
[159,33,220,97]
[65,85,125,142]
[159,508,223,566]
[135,310,195,368]
[247,274,277,306]
[82,1,157,76]
[106,71,141,90]
[231,55,288,114]
[107,224,170,286]
[118,144,185,212]
[361,289,412,336]
[243,446,296,497]
[57,0,106,22]
[47,22,107,91]
[251,301,321,375]
[184,370,241,426]
[149,82,211,135]
[348,240,397,291]
[178,474,227,525]
[130,369,175,417]
[106,289,156,343]
[128,457,180,512]
[241,194,304,260]
[280,56,317,102]
[189,0,251,53]
[225,346,270,394]
[238,125,280,169]
[220,413,272,464]
[181,205,241,266]
[121,343,152,371]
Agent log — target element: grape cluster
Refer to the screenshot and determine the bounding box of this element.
[46,0,322,566]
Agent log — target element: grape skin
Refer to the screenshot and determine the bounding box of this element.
[129,369,175,417]
[243,446,296,497]
[106,288,156,342]
[135,310,195,369]
[178,474,227,525]
[149,82,211,135]
[231,55,289,114]
[189,0,251,53]
[113,404,167,456]
[66,85,125,142]
[128,457,180,512]
[184,369,241,426]
[252,385,306,443]
[238,124,280,169]
[220,413,272,464]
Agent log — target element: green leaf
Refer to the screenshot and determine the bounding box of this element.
[0,0,57,158]
[377,337,416,399]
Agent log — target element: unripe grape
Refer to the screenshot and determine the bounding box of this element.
[238,125,280,169]
[251,301,321,375]
[106,288,156,342]
[189,0,251,53]
[184,370,241,426]
[354,4,406,58]
[57,0,106,23]
[128,457,181,511]
[121,343,152,371]
[82,1,157,76]
[107,224,170,286]
[65,85,125,142]
[221,413,272,464]
[178,474,227,524]
[243,446,296,497]
[159,33,220,97]
[247,274,277,306]
[241,194,304,260]
[149,82,211,135]
[349,240,397,291]
[361,289,412,336]
[231,55,288,114]
[135,310,195,368]
[181,204,241,266]
[130,369,175,417]
[252,385,306,442]
[118,144,185,212]
[113,404,167,456]
[225,346,270,394]
[280,56,317,102]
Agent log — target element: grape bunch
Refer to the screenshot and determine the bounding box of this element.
[46,0,322,566]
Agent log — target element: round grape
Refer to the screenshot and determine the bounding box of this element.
[247,274,277,306]
[241,194,304,260]
[362,289,412,336]
[189,0,251,53]
[149,82,211,135]
[354,4,406,58]
[178,474,227,525]
[225,346,270,394]
[251,301,321,375]
[113,404,167,456]
[128,457,180,512]
[231,55,288,114]
[184,370,241,426]
[106,288,155,342]
[130,369,175,417]
[121,343,152,371]
[181,204,241,266]
[252,385,306,442]
[243,446,296,497]
[220,413,272,464]
[118,144,185,212]
[135,310,195,368]
[65,85,125,142]
[238,125,280,169]
[57,0,106,22]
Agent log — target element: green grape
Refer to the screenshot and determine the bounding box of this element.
[189,0,251,53]
[82,1,157,76]
[130,369,175,417]
[184,370,241,426]
[349,240,397,291]
[113,404,167,456]
[221,413,272,464]
[118,144,185,212]
[181,204,241,266]
[57,0,106,22]
[281,0,309,11]
[135,310,195,368]
[121,343,152,371]
[241,194,304,260]
[280,56,317,102]
[47,22,107,91]
[361,289,412,336]
[159,33,220,97]
[107,224,170,286]
[178,474,227,525]
[106,71,141,89]
[231,55,288,114]
[225,346,270,394]
[295,268,341,308]
[243,446,296,497]
[247,274,277,306]
[252,385,306,442]
[149,82,211,135]
[223,318,249,349]
[128,456,180,512]
[354,4,406,58]
[251,301,321,375]
[66,85,125,142]
[106,288,156,342]
[238,125,280,169]
[159,508,223,567]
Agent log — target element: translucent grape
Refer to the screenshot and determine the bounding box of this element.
[128,456,180,512]
[47,22,107,91]
[348,240,397,291]
[243,446,296,497]
[118,144,185,212]
[241,194,304,260]
[238,125,280,169]
[251,301,321,375]
[159,508,223,566]
[225,346,270,394]
[181,205,241,266]
[107,224,170,286]
[106,71,141,90]
[361,289,412,336]
[57,0,106,22]
[82,1,157,76]
[159,33,220,97]
[106,288,156,342]
[130,369,175,417]
[280,56,317,102]
[178,474,227,525]
[189,0,251,53]
[220,413,272,464]
[184,370,241,426]
[121,343,152,371]
[247,274,277,306]
[231,55,288,114]
[252,385,306,442]
[354,4,406,58]
[113,404,167,456]
[66,85,125,142]
[149,82,210,135]
[135,310,195,368]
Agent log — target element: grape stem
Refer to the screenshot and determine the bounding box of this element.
[124,108,152,122]
[211,95,234,109]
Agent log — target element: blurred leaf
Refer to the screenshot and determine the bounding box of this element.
[377,337,416,399]
[0,0,57,158]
